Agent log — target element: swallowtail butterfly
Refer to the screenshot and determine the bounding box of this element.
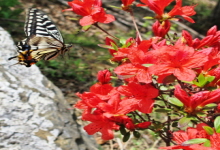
[9,8,72,67]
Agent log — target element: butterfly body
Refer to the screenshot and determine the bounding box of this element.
[9,8,72,67]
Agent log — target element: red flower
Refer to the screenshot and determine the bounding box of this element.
[149,44,208,81]
[167,0,196,23]
[117,82,159,113]
[97,69,111,84]
[63,0,115,26]
[114,42,156,84]
[105,37,118,56]
[174,85,220,113]
[182,26,220,49]
[121,0,135,11]
[105,37,137,62]
[121,0,135,7]
[98,93,138,117]
[90,83,114,100]
[160,144,212,150]
[207,67,220,87]
[152,20,171,37]
[160,123,210,150]
[209,133,220,149]
[135,121,151,129]
[138,0,173,16]
[138,0,196,23]
[110,115,135,131]
[83,113,119,140]
[75,92,103,111]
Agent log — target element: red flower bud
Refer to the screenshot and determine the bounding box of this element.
[135,122,151,129]
[152,20,171,38]
[97,70,111,84]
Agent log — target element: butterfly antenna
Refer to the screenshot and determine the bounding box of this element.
[8,56,17,60]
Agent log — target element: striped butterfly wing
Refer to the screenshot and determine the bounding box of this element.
[24,8,63,42]
[27,35,64,61]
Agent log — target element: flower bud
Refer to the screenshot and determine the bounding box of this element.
[97,70,111,84]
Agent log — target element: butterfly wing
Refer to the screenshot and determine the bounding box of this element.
[9,8,71,67]
[24,8,64,42]
[28,35,64,61]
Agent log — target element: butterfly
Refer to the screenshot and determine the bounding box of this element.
[8,8,72,67]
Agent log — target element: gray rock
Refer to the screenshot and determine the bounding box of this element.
[0,27,97,150]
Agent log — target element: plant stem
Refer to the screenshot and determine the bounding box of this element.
[133,111,147,122]
[93,23,119,40]
[194,115,210,125]
[130,11,142,41]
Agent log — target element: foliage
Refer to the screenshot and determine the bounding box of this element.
[0,0,23,36]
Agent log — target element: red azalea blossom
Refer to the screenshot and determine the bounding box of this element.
[90,83,114,100]
[98,93,138,117]
[63,0,115,26]
[105,37,137,62]
[121,0,135,7]
[114,42,156,83]
[138,0,173,16]
[135,122,151,129]
[97,69,111,84]
[207,67,220,87]
[160,123,220,150]
[152,20,171,37]
[167,0,196,23]
[75,92,103,111]
[83,113,120,140]
[110,115,136,131]
[182,26,220,49]
[138,0,196,23]
[105,37,118,56]
[209,133,220,149]
[174,85,220,113]
[121,0,135,11]
[148,44,208,81]
[117,82,159,113]
[160,123,210,150]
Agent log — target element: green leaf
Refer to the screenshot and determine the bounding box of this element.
[183,138,209,145]
[123,132,130,142]
[109,5,122,9]
[133,131,141,138]
[97,44,114,49]
[214,116,220,133]
[68,17,79,21]
[143,16,154,19]
[203,139,211,147]
[154,108,172,113]
[203,126,214,135]
[111,42,118,50]
[178,117,191,128]
[207,76,215,82]
[119,38,126,45]
[172,122,178,127]
[193,74,215,87]
[168,97,183,107]
[120,126,127,135]
[202,103,217,111]
[82,25,91,31]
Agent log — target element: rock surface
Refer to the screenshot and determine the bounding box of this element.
[0,27,97,150]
